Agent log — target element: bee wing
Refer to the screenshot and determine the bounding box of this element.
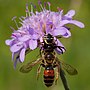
[20,58,42,73]
[61,61,78,75]
[19,62,34,73]
[60,68,70,90]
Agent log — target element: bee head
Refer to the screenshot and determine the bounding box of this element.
[44,34,54,44]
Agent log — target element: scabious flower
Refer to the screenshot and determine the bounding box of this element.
[5,2,84,68]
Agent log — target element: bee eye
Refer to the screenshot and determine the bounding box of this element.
[46,37,53,43]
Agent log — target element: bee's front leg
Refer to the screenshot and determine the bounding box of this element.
[37,65,42,80]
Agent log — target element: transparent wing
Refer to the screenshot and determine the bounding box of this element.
[60,68,70,90]
[20,62,33,73]
[61,61,78,75]
[19,58,42,73]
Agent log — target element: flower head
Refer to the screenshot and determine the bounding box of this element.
[5,2,84,67]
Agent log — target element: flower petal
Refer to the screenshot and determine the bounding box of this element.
[20,48,26,62]
[14,58,18,69]
[10,42,23,52]
[29,40,37,50]
[32,34,39,39]
[60,20,70,26]
[5,39,14,45]
[57,39,65,47]
[12,52,20,68]
[65,10,75,18]
[12,52,17,61]
[40,37,43,42]
[18,35,30,42]
[27,27,34,35]
[69,20,85,28]
[63,30,71,38]
[12,51,20,61]
[52,27,68,36]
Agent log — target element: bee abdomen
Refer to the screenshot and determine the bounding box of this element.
[44,70,54,87]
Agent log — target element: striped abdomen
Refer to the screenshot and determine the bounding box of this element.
[44,65,54,87]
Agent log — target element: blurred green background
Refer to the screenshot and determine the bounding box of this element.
[0,0,90,90]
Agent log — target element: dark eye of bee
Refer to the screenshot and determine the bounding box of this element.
[47,37,53,43]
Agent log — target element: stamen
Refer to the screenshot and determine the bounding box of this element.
[38,0,44,10]
[19,17,24,25]
[30,2,33,13]
[10,26,16,31]
[19,20,23,25]
[44,2,47,10]
[57,7,62,12]
[33,4,36,9]
[47,2,51,10]
[19,17,23,22]
[30,3,36,14]
[12,16,19,29]
[26,3,30,16]
[38,0,42,5]
[21,16,25,19]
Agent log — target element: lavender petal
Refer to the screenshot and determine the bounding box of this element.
[63,30,71,38]
[60,20,70,26]
[69,20,85,28]
[57,39,65,47]
[14,57,19,69]
[29,40,37,50]
[53,27,68,36]
[12,52,15,61]
[5,39,14,45]
[12,51,20,61]
[18,35,30,42]
[32,34,39,40]
[10,42,23,52]
[12,52,20,68]
[65,10,75,18]
[20,48,26,62]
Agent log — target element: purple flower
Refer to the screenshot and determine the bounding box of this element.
[5,2,85,67]
[5,26,39,67]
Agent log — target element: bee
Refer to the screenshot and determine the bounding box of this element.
[20,34,78,90]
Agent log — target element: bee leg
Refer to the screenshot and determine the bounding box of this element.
[57,46,66,54]
[55,67,59,85]
[39,48,42,56]
[37,65,42,80]
[53,62,59,85]
[36,48,42,57]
